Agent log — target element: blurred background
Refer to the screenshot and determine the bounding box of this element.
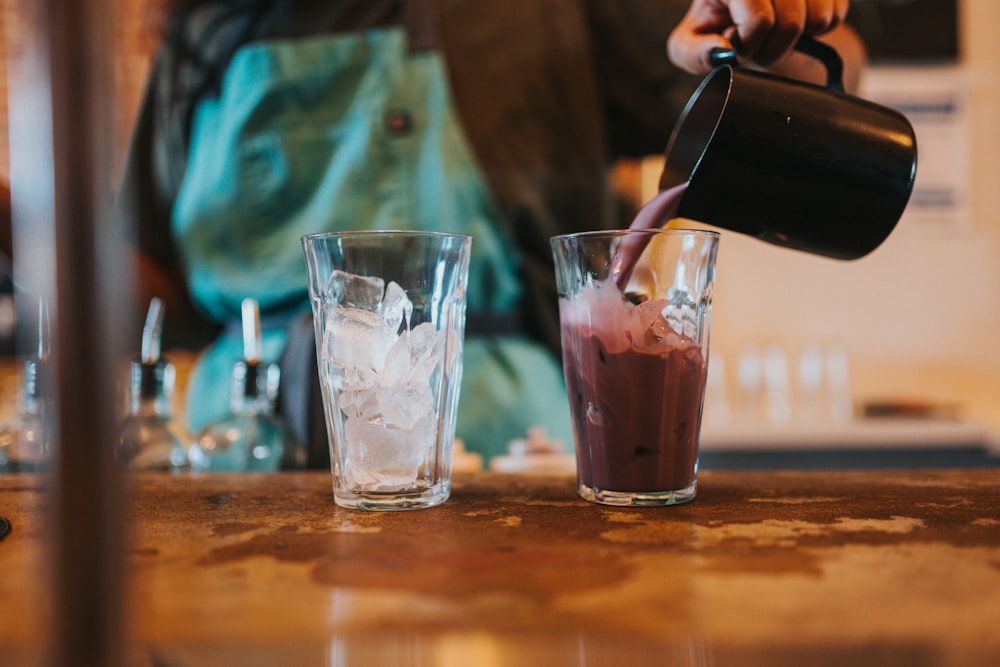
[0,0,996,463]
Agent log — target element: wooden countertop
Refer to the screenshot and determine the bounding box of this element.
[2,470,999,666]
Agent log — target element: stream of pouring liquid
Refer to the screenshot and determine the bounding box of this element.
[614,182,688,289]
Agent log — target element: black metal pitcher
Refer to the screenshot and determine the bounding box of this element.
[659,36,917,260]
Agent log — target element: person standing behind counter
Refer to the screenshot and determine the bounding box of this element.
[113,0,865,468]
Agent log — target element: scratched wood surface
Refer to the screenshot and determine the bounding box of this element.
[2,470,999,666]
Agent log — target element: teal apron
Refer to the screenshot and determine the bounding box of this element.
[172,28,571,461]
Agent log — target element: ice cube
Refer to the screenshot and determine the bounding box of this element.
[664,287,699,338]
[623,298,666,351]
[667,287,693,307]
[343,418,431,490]
[335,365,379,392]
[382,330,413,388]
[336,386,380,420]
[376,383,435,430]
[324,307,395,373]
[380,280,413,334]
[403,322,443,384]
[586,403,606,425]
[632,298,668,331]
[329,270,384,309]
[640,315,683,351]
[382,322,443,388]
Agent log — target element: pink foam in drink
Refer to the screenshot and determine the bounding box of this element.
[559,280,707,499]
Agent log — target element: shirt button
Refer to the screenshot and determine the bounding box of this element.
[385,109,413,136]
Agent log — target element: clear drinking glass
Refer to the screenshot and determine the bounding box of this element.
[551,228,719,506]
[302,231,471,510]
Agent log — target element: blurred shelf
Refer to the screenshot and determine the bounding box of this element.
[699,418,1000,470]
[701,417,994,450]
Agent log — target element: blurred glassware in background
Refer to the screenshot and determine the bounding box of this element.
[763,344,793,426]
[793,342,853,426]
[824,343,853,424]
[117,298,187,471]
[735,344,766,426]
[490,426,576,475]
[797,342,828,424]
[451,437,484,474]
[188,298,297,472]
[0,299,54,473]
[702,350,731,429]
[712,341,854,430]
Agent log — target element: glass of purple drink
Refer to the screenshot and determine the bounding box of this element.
[551,229,719,506]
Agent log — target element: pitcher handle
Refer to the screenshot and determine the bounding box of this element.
[708,34,845,92]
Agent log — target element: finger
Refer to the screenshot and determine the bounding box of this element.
[667,20,736,74]
[831,0,851,28]
[732,0,807,66]
[803,0,833,33]
[803,0,850,34]
[667,32,735,74]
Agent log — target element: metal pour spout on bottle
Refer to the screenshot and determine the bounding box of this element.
[117,297,188,471]
[188,298,293,472]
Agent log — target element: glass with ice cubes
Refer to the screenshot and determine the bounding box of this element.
[302,231,471,510]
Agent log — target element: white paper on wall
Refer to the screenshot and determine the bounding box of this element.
[861,65,971,233]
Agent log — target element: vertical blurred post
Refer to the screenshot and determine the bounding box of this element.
[7,0,127,665]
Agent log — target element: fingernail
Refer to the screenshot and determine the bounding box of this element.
[708,47,738,68]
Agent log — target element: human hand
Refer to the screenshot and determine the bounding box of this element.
[667,0,850,74]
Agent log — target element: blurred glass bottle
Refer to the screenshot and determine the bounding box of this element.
[118,298,187,471]
[188,298,295,472]
[0,299,55,472]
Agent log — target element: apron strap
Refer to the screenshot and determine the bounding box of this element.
[277,312,329,469]
[405,0,437,52]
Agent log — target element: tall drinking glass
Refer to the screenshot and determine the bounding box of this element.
[302,231,471,510]
[551,229,719,506]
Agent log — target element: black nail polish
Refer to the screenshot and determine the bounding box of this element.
[708,47,738,68]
